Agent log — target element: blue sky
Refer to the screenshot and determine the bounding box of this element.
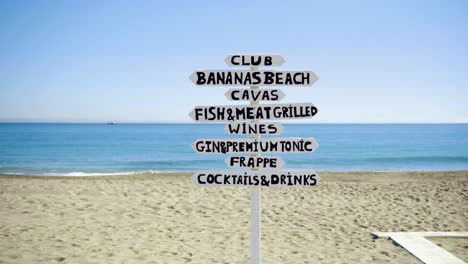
[0,0,467,123]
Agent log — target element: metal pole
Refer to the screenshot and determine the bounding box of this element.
[250,65,261,264]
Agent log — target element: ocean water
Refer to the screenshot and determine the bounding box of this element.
[0,123,467,175]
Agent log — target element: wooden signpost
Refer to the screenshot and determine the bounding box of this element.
[225,88,286,101]
[225,156,286,169]
[189,54,319,264]
[192,138,319,154]
[189,103,318,122]
[224,122,284,135]
[192,170,320,186]
[189,70,318,86]
[224,54,285,67]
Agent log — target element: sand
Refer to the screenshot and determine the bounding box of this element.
[0,171,466,263]
[427,237,468,263]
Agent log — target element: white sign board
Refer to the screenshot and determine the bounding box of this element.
[224,54,285,67]
[192,170,320,187]
[189,70,318,86]
[225,88,285,102]
[224,122,284,135]
[225,156,285,169]
[192,138,319,154]
[189,103,318,122]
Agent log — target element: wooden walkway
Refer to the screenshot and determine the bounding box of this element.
[372,232,468,264]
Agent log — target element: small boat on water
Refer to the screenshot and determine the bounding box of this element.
[107,122,116,125]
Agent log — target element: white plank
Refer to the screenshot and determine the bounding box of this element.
[225,54,285,67]
[372,232,468,264]
[191,170,320,187]
[225,156,285,169]
[225,88,286,102]
[224,122,284,135]
[189,70,318,86]
[192,137,319,154]
[189,103,318,122]
[373,232,468,238]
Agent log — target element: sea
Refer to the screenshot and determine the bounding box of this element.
[0,123,467,176]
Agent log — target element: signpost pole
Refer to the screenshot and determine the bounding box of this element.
[250,65,261,264]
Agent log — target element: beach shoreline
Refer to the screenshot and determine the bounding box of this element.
[1,171,467,263]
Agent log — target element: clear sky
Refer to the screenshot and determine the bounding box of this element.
[0,0,467,123]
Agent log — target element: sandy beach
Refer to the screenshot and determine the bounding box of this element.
[0,171,466,263]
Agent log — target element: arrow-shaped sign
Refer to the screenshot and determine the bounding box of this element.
[189,103,318,122]
[225,88,286,102]
[225,156,285,169]
[224,54,285,67]
[192,170,320,187]
[189,70,318,86]
[224,122,284,135]
[192,138,319,154]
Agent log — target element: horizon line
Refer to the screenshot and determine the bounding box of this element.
[0,122,467,125]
